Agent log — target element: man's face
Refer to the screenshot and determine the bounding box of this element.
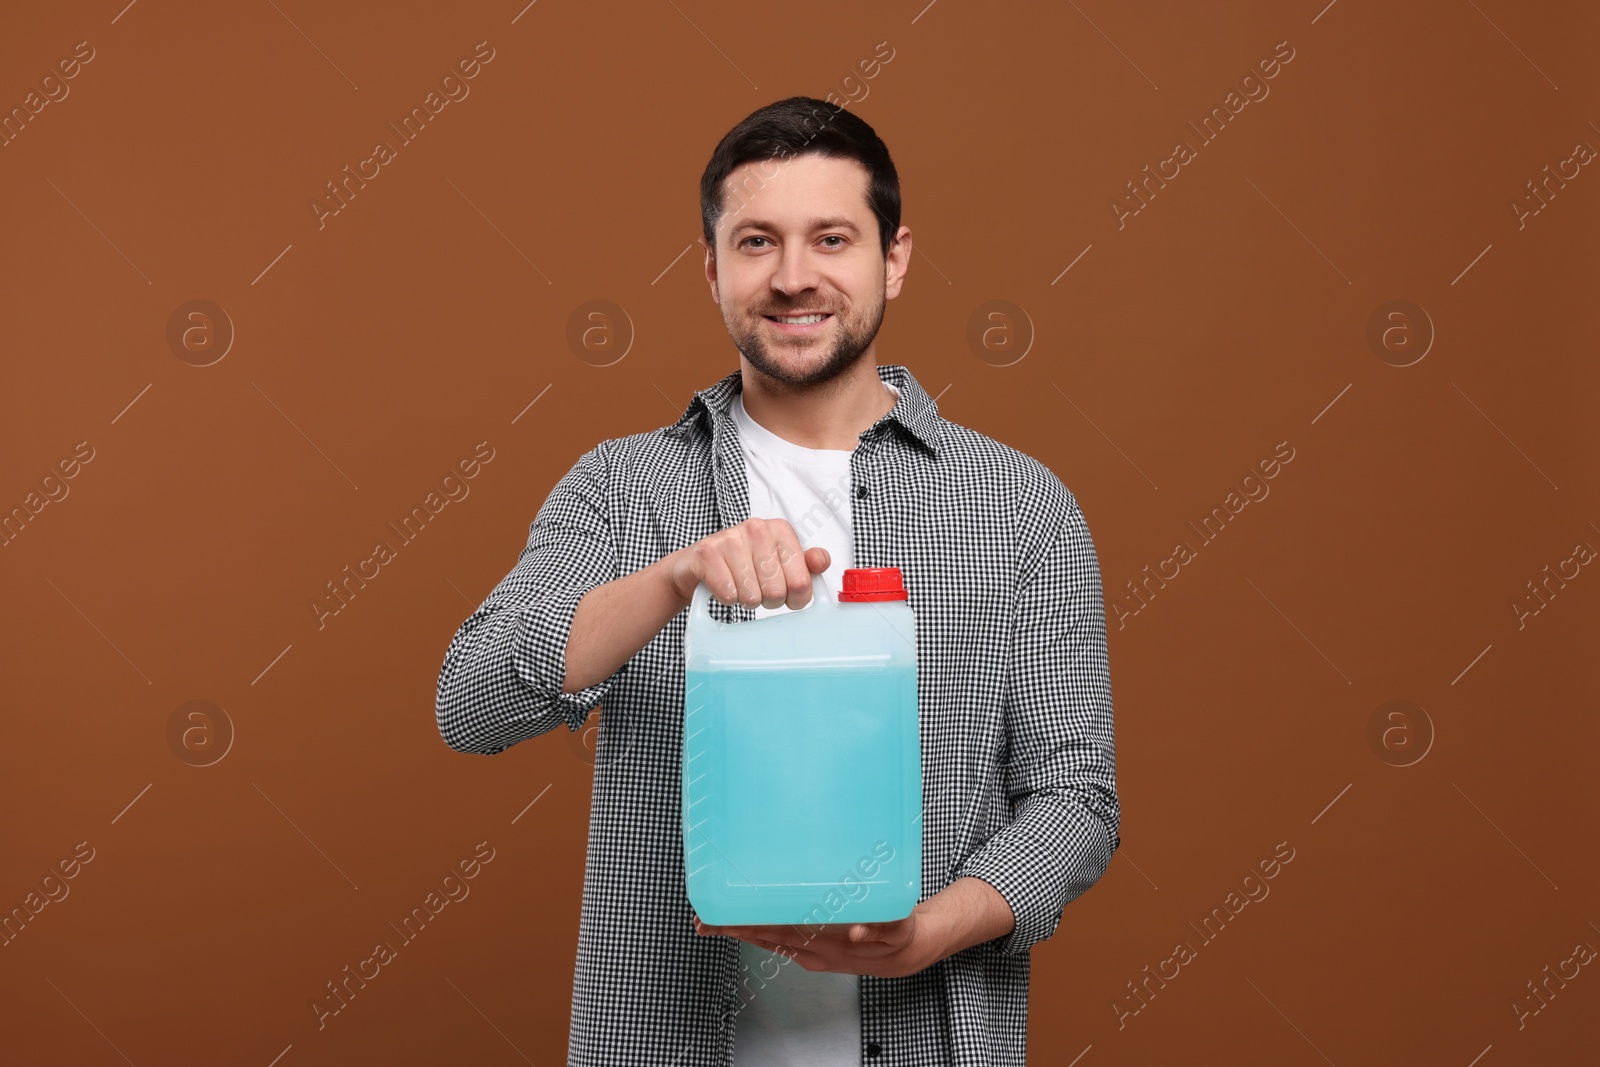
[703,153,909,388]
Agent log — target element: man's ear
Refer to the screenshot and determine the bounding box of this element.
[700,235,719,302]
[883,225,912,301]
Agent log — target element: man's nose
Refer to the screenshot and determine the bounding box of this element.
[771,244,821,296]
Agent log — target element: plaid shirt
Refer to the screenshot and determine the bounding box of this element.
[436,363,1120,1066]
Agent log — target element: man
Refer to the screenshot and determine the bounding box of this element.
[436,96,1119,1066]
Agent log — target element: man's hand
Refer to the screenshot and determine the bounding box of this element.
[666,516,830,611]
[693,909,934,979]
[691,876,1015,978]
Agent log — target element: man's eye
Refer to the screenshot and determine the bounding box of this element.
[741,237,769,249]
[821,235,845,248]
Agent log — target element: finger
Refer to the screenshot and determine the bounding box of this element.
[767,523,815,611]
[847,923,897,945]
[791,545,831,610]
[729,525,772,607]
[846,921,904,945]
[714,921,819,945]
[698,922,759,940]
[779,532,817,611]
[695,544,742,607]
[744,519,791,609]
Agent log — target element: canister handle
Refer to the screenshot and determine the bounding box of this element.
[688,569,835,628]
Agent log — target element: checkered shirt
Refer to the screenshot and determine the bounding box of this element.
[436,362,1121,1066]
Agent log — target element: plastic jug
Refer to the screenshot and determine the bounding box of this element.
[682,567,922,928]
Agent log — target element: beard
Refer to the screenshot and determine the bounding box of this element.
[723,283,886,389]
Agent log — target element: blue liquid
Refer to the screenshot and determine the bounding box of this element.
[683,663,921,927]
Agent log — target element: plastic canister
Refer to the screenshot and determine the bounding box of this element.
[682,567,922,927]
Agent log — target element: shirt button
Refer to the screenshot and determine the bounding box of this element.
[855,484,868,499]
[866,1041,882,1058]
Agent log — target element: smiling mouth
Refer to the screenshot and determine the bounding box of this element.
[763,312,833,326]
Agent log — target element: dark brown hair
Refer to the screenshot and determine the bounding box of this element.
[700,96,901,258]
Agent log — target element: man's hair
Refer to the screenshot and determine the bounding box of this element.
[700,96,901,259]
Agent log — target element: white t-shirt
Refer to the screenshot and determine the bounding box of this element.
[725,381,899,1065]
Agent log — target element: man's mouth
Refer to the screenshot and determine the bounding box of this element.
[763,312,833,328]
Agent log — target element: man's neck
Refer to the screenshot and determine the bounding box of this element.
[738,360,898,451]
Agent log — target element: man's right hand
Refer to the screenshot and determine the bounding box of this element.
[666,517,830,611]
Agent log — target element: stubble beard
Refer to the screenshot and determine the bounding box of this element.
[725,284,887,390]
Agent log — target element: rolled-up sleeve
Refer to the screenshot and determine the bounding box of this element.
[435,442,631,755]
[954,493,1120,955]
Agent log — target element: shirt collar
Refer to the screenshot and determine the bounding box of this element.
[668,363,944,457]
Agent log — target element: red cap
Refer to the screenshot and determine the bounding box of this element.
[838,567,908,602]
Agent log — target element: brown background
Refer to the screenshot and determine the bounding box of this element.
[2,1,1595,1064]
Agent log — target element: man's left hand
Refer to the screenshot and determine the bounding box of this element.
[693,908,934,979]
[691,876,1015,978]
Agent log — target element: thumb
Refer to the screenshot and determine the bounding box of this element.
[807,547,830,573]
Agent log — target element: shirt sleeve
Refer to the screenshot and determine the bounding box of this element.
[953,493,1120,955]
[435,442,631,755]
